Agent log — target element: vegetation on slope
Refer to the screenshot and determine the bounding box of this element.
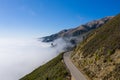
[71,14,120,80]
[20,53,71,80]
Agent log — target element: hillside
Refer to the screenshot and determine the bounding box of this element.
[71,14,120,80]
[20,15,118,80]
[41,16,113,43]
[20,53,71,80]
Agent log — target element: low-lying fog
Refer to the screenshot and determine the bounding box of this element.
[0,38,70,80]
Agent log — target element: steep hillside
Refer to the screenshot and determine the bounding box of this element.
[41,16,113,43]
[20,53,71,80]
[71,14,120,80]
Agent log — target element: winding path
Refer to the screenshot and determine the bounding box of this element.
[63,52,87,80]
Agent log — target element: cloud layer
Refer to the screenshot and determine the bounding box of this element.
[0,38,69,80]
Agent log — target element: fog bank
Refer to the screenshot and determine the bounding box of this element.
[0,38,70,80]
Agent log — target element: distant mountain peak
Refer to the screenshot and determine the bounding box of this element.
[41,16,114,43]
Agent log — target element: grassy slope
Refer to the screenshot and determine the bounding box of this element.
[71,14,120,80]
[20,53,71,80]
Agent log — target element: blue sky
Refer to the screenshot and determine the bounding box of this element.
[0,0,120,38]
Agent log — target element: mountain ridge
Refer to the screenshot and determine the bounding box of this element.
[41,16,114,43]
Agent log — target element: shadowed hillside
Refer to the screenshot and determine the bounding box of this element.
[71,14,120,80]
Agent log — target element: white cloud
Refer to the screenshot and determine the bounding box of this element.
[0,37,70,80]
